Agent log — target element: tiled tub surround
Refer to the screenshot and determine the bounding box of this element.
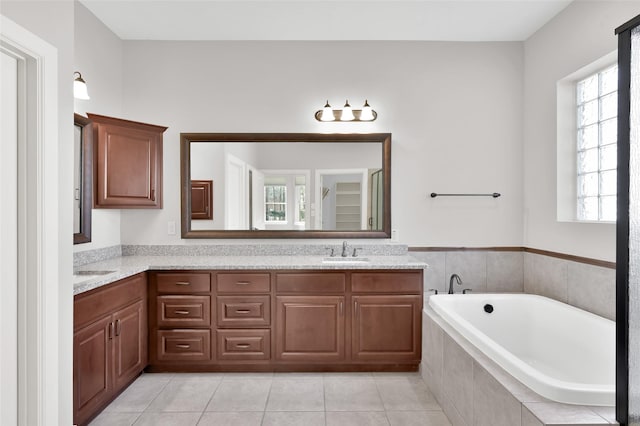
[410,249,616,321]
[421,304,617,426]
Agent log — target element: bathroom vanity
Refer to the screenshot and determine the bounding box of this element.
[148,269,422,371]
[72,251,425,425]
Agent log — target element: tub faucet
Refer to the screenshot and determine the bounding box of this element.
[449,274,462,294]
[341,241,349,257]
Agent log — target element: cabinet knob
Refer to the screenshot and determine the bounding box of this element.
[115,319,121,336]
[235,309,251,314]
[176,344,191,349]
[235,343,251,349]
[174,310,190,315]
[175,281,191,286]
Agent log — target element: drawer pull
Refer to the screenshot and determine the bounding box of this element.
[235,343,251,348]
[235,309,251,314]
[176,344,191,349]
[174,310,190,315]
[175,281,191,286]
[236,281,251,285]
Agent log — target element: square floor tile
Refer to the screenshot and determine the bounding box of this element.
[262,411,326,426]
[376,378,441,411]
[196,411,263,426]
[132,412,201,426]
[324,379,385,411]
[88,412,141,426]
[266,379,324,411]
[326,411,390,425]
[386,411,452,426]
[104,375,171,412]
[146,378,220,412]
[206,379,271,411]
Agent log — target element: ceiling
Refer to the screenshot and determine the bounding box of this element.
[79,0,573,42]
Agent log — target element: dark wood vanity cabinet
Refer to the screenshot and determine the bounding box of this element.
[351,272,423,362]
[88,113,167,209]
[73,273,147,426]
[147,269,423,372]
[149,272,213,365]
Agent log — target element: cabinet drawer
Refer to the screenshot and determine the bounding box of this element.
[217,296,270,328]
[157,295,211,328]
[217,273,270,293]
[156,273,211,293]
[351,272,422,294]
[217,329,270,361]
[276,273,346,293]
[156,330,211,361]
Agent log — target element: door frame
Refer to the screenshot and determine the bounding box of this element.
[0,15,61,425]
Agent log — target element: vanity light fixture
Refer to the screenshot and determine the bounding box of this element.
[73,71,90,100]
[314,99,377,122]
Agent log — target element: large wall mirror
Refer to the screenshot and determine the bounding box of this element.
[74,113,93,244]
[181,133,391,239]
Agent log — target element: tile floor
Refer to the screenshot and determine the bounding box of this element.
[90,372,452,426]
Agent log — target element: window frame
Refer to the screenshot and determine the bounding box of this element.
[556,51,618,224]
[575,64,618,222]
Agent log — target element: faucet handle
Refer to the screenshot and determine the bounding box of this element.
[325,247,335,257]
[428,288,439,295]
[462,288,472,294]
[352,247,362,257]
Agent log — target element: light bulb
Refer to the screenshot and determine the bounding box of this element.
[73,72,90,100]
[360,100,374,121]
[320,100,334,121]
[340,100,354,121]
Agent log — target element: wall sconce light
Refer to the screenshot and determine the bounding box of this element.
[315,99,377,122]
[73,71,90,100]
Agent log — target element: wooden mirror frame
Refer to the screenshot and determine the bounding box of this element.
[74,113,93,244]
[180,133,391,239]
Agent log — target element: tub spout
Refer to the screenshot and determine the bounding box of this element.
[449,274,462,294]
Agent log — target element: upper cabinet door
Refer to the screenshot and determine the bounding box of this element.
[89,113,167,208]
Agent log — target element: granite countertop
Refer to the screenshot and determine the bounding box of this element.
[73,255,428,295]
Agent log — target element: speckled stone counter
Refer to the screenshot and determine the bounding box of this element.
[73,255,428,295]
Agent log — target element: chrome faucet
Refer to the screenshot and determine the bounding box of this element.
[449,274,462,294]
[341,241,349,257]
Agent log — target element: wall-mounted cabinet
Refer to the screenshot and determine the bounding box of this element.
[191,180,213,219]
[88,113,167,209]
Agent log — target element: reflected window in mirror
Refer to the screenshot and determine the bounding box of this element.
[74,113,93,244]
[181,133,391,239]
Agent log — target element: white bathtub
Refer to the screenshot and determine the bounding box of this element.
[428,293,615,406]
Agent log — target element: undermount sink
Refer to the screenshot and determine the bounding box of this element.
[74,270,115,276]
[322,257,370,264]
[73,270,115,284]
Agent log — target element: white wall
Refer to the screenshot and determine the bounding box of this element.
[73,1,124,251]
[0,1,73,424]
[118,41,524,246]
[523,1,640,262]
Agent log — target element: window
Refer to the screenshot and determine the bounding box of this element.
[265,184,287,222]
[576,65,618,221]
[294,178,306,225]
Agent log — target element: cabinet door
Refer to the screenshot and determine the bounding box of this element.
[275,296,345,362]
[74,315,113,426]
[113,300,147,390]
[90,113,166,208]
[352,295,422,361]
